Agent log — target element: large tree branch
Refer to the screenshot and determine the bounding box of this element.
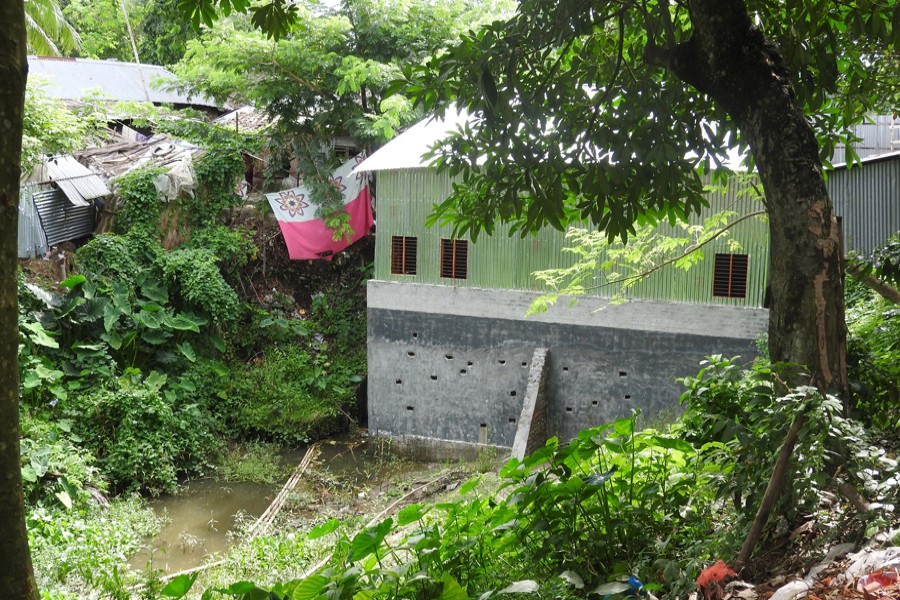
[846,262,900,304]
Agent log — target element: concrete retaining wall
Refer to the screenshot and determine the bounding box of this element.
[367,281,768,453]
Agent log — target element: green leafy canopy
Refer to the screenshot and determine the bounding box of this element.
[396,0,898,242]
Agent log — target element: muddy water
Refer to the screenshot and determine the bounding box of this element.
[131,437,427,575]
[130,480,277,573]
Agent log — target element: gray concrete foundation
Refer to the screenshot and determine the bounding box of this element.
[367,281,768,454]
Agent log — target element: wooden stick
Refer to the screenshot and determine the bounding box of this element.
[735,413,806,568]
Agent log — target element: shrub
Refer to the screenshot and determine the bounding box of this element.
[64,381,220,494]
[19,413,106,510]
[846,295,900,429]
[225,344,355,444]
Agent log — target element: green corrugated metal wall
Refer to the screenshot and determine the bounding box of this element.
[374,168,770,307]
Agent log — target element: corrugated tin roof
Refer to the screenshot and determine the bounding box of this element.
[28,55,220,109]
[45,155,110,206]
[355,108,473,172]
[830,149,900,170]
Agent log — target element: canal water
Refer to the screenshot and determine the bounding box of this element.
[130,437,431,574]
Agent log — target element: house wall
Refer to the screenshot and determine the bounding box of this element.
[374,168,771,308]
[368,281,768,449]
[829,154,900,254]
[368,168,772,454]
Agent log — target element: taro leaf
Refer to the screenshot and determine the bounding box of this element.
[593,581,631,596]
[82,297,107,321]
[290,574,329,600]
[142,329,170,345]
[22,370,42,390]
[348,518,393,562]
[135,309,164,329]
[353,591,375,600]
[166,312,205,333]
[111,281,131,311]
[211,335,227,352]
[59,274,87,289]
[161,573,198,598]
[308,518,340,539]
[499,580,539,593]
[559,570,585,589]
[398,503,430,526]
[22,322,59,348]
[177,341,197,362]
[55,489,73,510]
[30,447,50,478]
[21,465,38,483]
[103,302,122,333]
[439,573,468,600]
[613,415,635,437]
[141,279,170,304]
[145,371,168,392]
[103,330,123,350]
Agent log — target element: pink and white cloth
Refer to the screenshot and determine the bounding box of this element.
[265,155,373,260]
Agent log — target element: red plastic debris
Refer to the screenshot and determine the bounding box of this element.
[697,560,739,600]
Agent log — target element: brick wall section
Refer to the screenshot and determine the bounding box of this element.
[512,347,551,460]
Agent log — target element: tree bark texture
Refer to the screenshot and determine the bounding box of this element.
[650,0,848,395]
[0,1,39,598]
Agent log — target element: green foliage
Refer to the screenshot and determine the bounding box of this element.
[138,0,200,65]
[156,246,240,326]
[75,232,150,287]
[167,415,729,599]
[529,201,764,312]
[24,0,80,56]
[846,294,900,428]
[22,81,102,170]
[62,0,140,60]
[63,379,220,494]
[20,412,106,510]
[225,343,352,444]
[171,0,513,218]
[401,0,897,242]
[28,496,161,597]
[850,232,900,289]
[216,441,291,485]
[114,168,168,237]
[678,356,876,520]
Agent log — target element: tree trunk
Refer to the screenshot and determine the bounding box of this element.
[651,0,848,394]
[0,2,39,598]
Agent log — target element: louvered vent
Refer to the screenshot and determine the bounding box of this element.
[390,236,417,275]
[713,253,749,298]
[440,239,468,279]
